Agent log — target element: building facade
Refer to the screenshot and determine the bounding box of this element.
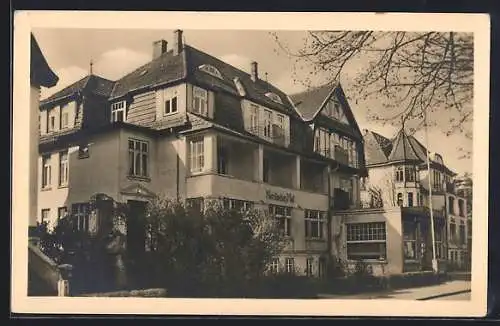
[30,34,59,228]
[359,129,469,273]
[36,30,368,277]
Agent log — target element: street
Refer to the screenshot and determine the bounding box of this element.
[318,280,471,300]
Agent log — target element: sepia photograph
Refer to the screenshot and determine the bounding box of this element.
[12,11,489,316]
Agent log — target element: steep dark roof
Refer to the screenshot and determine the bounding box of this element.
[289,82,364,140]
[387,129,425,162]
[363,130,392,165]
[110,49,185,99]
[40,74,115,106]
[185,45,298,116]
[31,34,58,88]
[289,83,334,120]
[110,44,298,117]
[364,128,457,176]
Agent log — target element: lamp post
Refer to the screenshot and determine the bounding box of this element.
[424,109,439,274]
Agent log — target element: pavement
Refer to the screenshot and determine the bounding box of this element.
[318,280,471,300]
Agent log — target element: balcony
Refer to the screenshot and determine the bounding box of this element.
[334,145,349,166]
[247,124,288,147]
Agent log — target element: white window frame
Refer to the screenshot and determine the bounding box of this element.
[250,104,259,134]
[60,109,69,129]
[41,209,50,225]
[72,203,90,232]
[192,86,208,116]
[269,258,280,274]
[346,222,387,261]
[285,257,295,274]
[263,109,273,139]
[42,154,51,189]
[164,90,179,116]
[222,198,253,211]
[58,151,69,187]
[198,64,223,79]
[128,139,149,178]
[190,138,205,173]
[269,204,292,237]
[111,101,126,122]
[57,206,67,220]
[305,210,326,239]
[265,92,283,104]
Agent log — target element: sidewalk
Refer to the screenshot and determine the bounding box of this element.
[318,280,471,300]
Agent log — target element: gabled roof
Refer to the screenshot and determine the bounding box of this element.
[363,130,393,165]
[30,34,58,88]
[289,82,363,139]
[40,74,115,106]
[289,83,334,120]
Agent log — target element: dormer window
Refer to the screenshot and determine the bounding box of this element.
[111,101,126,122]
[198,64,223,79]
[192,86,208,116]
[265,92,283,104]
[233,77,246,96]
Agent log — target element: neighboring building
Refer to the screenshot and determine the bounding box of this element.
[455,173,473,269]
[36,30,367,277]
[359,128,469,273]
[30,34,59,228]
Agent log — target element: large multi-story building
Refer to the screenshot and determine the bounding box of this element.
[36,30,368,277]
[360,128,469,272]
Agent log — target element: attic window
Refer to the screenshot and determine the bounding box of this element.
[233,77,246,96]
[198,64,223,79]
[265,92,283,104]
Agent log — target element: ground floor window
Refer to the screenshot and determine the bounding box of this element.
[346,222,387,260]
[269,258,280,274]
[222,198,253,212]
[306,257,314,276]
[304,210,326,239]
[72,203,90,232]
[285,257,295,274]
[186,197,204,213]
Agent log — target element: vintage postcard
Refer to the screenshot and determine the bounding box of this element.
[12,11,489,316]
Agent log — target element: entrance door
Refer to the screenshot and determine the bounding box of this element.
[126,200,147,259]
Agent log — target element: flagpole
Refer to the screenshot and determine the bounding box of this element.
[424,109,439,274]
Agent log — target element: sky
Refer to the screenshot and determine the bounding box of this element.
[32,28,472,175]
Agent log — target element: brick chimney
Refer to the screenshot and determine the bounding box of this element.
[173,29,183,56]
[152,40,168,59]
[250,61,258,82]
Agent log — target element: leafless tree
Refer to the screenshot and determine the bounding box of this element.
[271,31,473,150]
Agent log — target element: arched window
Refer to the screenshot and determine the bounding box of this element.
[198,64,223,79]
[397,193,403,207]
[265,92,283,104]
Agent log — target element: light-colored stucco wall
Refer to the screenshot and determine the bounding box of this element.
[339,208,404,276]
[37,130,122,228]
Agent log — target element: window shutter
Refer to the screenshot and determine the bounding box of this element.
[208,90,215,118]
[186,84,193,113]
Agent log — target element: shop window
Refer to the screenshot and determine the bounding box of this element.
[346,222,387,260]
